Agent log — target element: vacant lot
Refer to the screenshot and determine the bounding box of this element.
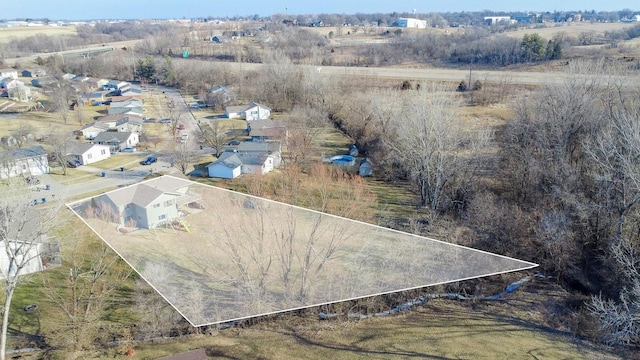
[0,25,77,43]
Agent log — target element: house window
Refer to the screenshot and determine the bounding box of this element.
[159,214,166,220]
[152,203,160,208]
[164,200,173,207]
[87,153,92,160]
[101,149,106,155]
[21,164,26,170]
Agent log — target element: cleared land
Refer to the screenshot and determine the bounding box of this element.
[0,25,77,44]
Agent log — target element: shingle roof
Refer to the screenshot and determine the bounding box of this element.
[93,131,134,143]
[104,176,192,208]
[1,145,47,161]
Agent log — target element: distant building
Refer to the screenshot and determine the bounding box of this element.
[484,16,514,25]
[394,18,427,28]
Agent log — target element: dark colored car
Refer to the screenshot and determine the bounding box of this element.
[140,156,157,165]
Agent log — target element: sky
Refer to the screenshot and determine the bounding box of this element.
[1,0,637,20]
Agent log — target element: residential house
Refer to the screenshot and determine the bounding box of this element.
[8,85,32,102]
[86,77,109,89]
[118,84,143,96]
[115,117,143,133]
[108,106,143,116]
[81,122,110,139]
[95,114,142,129]
[104,80,129,91]
[92,132,139,152]
[93,176,196,229]
[0,213,56,279]
[111,95,142,103]
[21,68,46,77]
[0,68,18,80]
[225,102,271,121]
[0,146,49,179]
[85,91,109,105]
[206,152,242,179]
[206,150,278,178]
[31,77,57,88]
[0,77,24,90]
[207,85,234,108]
[110,98,143,109]
[66,142,111,166]
[247,120,287,142]
[237,141,282,167]
[71,75,90,83]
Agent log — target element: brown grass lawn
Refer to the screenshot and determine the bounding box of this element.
[32,279,623,359]
[503,21,635,40]
[0,26,77,44]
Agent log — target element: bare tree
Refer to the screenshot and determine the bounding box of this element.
[387,83,470,210]
[47,83,75,125]
[10,122,35,149]
[46,129,74,176]
[196,121,229,157]
[0,180,65,360]
[41,233,130,350]
[170,143,198,175]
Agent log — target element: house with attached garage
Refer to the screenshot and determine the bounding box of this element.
[225,102,271,121]
[237,141,282,168]
[92,176,198,229]
[81,122,110,140]
[0,145,49,179]
[21,69,47,78]
[115,117,143,133]
[206,152,242,179]
[66,142,111,166]
[247,120,288,142]
[0,68,18,80]
[92,131,139,153]
[207,142,282,179]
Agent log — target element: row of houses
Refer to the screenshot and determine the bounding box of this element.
[0,68,32,102]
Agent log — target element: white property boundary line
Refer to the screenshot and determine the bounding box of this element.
[67,174,538,327]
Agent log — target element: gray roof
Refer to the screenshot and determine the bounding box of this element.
[209,152,243,169]
[237,141,280,153]
[104,176,192,208]
[0,146,47,161]
[93,131,134,144]
[66,142,108,156]
[82,122,110,131]
[226,102,271,113]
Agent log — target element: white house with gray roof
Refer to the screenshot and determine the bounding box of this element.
[225,102,271,121]
[66,142,111,166]
[0,146,49,179]
[94,176,196,229]
[92,131,139,152]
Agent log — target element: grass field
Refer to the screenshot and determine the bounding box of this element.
[27,279,622,359]
[0,26,77,44]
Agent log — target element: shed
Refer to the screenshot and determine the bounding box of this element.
[359,158,373,177]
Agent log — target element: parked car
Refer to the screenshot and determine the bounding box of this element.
[121,147,136,152]
[160,118,172,123]
[140,156,157,165]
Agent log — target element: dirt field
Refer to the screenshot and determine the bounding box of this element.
[0,25,77,43]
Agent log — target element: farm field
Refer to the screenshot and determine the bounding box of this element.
[0,25,77,44]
